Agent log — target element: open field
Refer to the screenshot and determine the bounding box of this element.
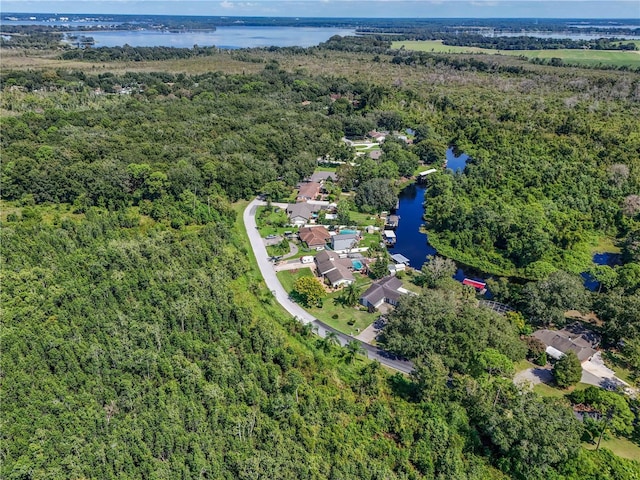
[392,40,640,67]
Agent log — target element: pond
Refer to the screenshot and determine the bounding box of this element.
[581,252,622,291]
[445,147,470,172]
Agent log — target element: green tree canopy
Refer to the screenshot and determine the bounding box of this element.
[553,351,583,388]
[355,178,397,213]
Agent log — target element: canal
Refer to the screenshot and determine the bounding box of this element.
[390,166,615,292]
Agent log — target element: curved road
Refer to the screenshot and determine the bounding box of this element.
[244,199,414,374]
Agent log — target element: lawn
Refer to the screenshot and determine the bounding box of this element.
[392,40,640,67]
[348,210,379,226]
[277,269,378,335]
[583,436,640,462]
[514,359,536,373]
[255,206,291,237]
[533,381,590,398]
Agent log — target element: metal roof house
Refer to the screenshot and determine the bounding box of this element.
[383,230,396,246]
[390,253,410,266]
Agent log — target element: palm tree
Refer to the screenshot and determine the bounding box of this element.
[344,340,365,364]
[343,282,360,307]
[319,331,340,352]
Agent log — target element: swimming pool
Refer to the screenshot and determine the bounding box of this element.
[352,260,364,270]
[340,229,358,235]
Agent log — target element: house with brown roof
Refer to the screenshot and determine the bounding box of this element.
[360,276,405,309]
[299,226,331,249]
[532,323,600,363]
[297,181,322,202]
[314,250,355,288]
[368,130,387,142]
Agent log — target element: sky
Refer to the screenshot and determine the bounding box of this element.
[1,1,639,19]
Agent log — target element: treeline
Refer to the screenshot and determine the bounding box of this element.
[440,34,638,51]
[0,26,64,49]
[61,45,224,62]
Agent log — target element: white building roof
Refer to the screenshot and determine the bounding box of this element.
[546,346,565,360]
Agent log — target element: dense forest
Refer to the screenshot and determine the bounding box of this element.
[2,39,640,478]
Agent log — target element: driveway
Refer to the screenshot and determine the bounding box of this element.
[581,352,629,390]
[244,199,414,374]
[514,367,554,388]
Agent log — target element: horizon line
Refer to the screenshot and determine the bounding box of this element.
[3,12,640,21]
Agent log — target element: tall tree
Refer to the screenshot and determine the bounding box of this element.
[553,351,582,388]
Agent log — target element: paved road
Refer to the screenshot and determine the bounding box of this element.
[244,199,414,374]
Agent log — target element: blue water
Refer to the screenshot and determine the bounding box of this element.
[340,229,358,235]
[445,147,470,173]
[352,260,364,270]
[393,180,622,297]
[63,26,356,48]
[581,252,622,291]
[389,183,435,270]
[391,183,489,294]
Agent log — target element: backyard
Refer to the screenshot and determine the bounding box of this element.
[277,268,380,335]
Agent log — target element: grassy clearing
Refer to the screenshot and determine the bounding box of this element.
[533,381,590,398]
[348,210,379,226]
[277,269,377,335]
[392,40,640,67]
[0,48,266,74]
[583,437,640,462]
[591,236,622,254]
[514,359,536,373]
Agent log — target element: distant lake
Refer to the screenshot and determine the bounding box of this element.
[65,26,356,49]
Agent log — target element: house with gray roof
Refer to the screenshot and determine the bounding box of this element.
[286,203,316,227]
[331,232,359,251]
[360,276,404,309]
[309,171,337,183]
[314,250,355,288]
[532,323,600,363]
